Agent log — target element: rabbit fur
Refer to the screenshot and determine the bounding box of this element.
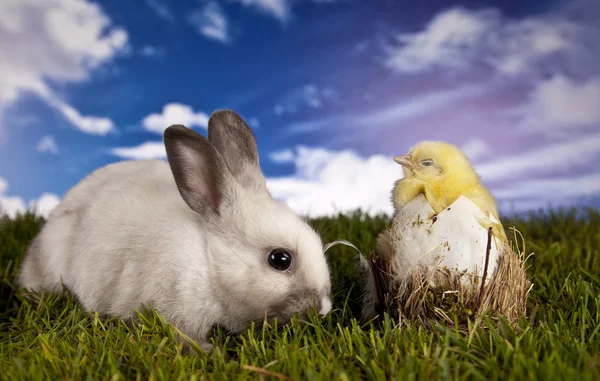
[17,110,333,352]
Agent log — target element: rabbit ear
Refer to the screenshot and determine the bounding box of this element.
[207,110,267,193]
[164,124,232,215]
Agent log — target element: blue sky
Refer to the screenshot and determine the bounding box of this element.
[1,0,599,218]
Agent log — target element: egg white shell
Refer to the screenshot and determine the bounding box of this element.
[390,194,501,281]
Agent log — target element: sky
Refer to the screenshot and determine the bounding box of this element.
[1,0,599,219]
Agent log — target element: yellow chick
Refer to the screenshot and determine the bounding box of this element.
[391,141,508,244]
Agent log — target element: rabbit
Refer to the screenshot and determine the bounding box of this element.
[17,109,333,352]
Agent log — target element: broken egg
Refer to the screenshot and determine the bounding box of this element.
[387,193,502,281]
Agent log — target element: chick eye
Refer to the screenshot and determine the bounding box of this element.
[268,249,293,271]
[422,159,434,166]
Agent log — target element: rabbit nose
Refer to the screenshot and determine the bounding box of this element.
[318,296,332,315]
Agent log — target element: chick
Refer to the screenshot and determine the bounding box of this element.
[391,141,508,244]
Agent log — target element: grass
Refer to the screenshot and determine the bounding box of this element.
[1,208,600,380]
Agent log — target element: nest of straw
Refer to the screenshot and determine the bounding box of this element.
[360,225,533,329]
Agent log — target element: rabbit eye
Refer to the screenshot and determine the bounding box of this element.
[268,249,293,271]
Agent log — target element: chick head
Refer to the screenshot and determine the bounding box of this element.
[394,141,480,184]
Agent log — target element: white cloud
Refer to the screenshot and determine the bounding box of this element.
[232,0,290,22]
[275,84,339,116]
[493,172,600,201]
[249,117,260,128]
[52,99,114,135]
[0,0,127,134]
[141,46,158,56]
[356,84,485,126]
[383,3,600,141]
[111,141,166,160]
[229,0,337,23]
[146,0,174,22]
[37,135,59,154]
[266,146,400,217]
[264,135,600,218]
[461,138,490,161]
[28,193,61,219]
[521,75,600,133]
[475,132,600,183]
[487,19,577,76]
[269,149,295,164]
[284,83,488,134]
[492,171,600,213]
[140,46,165,57]
[385,7,497,73]
[384,5,594,76]
[0,176,59,219]
[142,103,209,134]
[0,195,27,219]
[188,2,230,43]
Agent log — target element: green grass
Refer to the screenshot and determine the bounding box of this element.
[1,208,600,380]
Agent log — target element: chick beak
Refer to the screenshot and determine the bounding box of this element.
[393,154,415,169]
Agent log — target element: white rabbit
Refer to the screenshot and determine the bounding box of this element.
[17,110,333,352]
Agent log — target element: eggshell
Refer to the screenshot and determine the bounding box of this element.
[390,193,501,280]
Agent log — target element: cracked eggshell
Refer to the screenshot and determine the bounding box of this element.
[390,194,501,280]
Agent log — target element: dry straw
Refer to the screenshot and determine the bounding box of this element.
[360,224,534,329]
